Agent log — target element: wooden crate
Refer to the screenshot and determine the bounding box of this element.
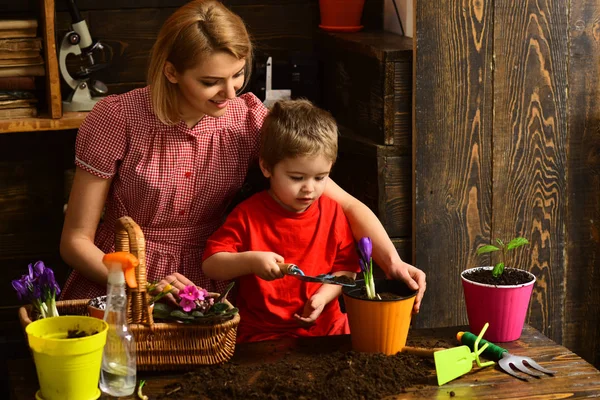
[331,128,411,238]
[320,31,412,148]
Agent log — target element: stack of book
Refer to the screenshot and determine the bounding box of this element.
[0,19,45,119]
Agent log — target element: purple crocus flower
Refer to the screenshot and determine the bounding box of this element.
[32,261,46,277]
[358,237,372,264]
[359,258,367,273]
[27,263,35,281]
[12,278,29,301]
[40,267,61,297]
[13,260,61,319]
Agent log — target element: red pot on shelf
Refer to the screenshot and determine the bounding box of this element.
[319,0,366,33]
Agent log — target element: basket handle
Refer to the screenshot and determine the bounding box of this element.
[115,216,154,326]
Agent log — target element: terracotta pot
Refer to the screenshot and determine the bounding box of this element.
[319,0,366,32]
[342,279,416,355]
[461,266,536,342]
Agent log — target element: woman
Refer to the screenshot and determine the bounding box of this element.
[59,0,426,313]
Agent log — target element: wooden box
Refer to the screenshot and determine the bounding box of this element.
[331,128,411,239]
[320,31,412,147]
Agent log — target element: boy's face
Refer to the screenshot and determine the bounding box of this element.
[260,154,333,213]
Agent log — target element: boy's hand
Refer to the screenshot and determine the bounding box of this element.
[248,251,285,281]
[294,294,326,327]
[385,260,426,314]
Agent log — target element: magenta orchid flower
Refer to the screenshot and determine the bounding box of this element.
[180,285,201,301]
[179,297,196,312]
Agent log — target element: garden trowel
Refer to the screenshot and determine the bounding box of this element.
[402,323,495,385]
[277,263,356,287]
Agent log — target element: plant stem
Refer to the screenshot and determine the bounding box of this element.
[47,296,59,317]
[365,260,377,299]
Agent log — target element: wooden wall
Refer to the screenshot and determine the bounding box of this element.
[415,0,600,367]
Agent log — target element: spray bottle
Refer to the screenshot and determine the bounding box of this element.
[99,251,138,397]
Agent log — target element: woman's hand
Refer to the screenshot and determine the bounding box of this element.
[385,260,426,314]
[151,272,196,304]
[294,294,326,327]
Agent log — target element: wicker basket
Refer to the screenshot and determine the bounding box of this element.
[19,216,240,371]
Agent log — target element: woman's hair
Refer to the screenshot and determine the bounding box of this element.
[148,0,253,125]
[260,99,338,172]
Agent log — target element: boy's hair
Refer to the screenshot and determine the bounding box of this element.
[260,99,338,172]
[148,0,253,125]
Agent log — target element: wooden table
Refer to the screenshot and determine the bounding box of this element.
[9,325,600,399]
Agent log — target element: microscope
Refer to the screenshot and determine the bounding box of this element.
[59,0,109,112]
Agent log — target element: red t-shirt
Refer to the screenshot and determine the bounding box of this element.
[203,191,360,343]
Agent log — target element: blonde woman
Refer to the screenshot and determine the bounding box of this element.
[59,0,426,314]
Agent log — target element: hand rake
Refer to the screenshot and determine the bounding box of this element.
[458,330,556,380]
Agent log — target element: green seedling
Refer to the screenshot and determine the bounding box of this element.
[476,237,529,278]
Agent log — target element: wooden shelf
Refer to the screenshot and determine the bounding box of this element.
[0,111,88,134]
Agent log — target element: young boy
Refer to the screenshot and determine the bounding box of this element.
[202,99,360,343]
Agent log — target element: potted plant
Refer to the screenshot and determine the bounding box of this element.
[13,261,109,400]
[461,237,535,342]
[319,0,366,32]
[342,237,417,355]
[88,282,238,325]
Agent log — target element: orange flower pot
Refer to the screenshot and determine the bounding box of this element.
[342,279,416,355]
[319,0,366,32]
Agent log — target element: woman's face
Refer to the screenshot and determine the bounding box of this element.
[165,51,246,120]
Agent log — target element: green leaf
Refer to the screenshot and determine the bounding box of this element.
[211,303,230,314]
[191,311,204,317]
[214,281,235,303]
[495,238,504,247]
[476,245,500,255]
[170,310,194,320]
[226,307,239,316]
[506,237,529,251]
[492,262,505,277]
[152,302,174,319]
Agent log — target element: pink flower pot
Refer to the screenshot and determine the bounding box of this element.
[461,267,535,342]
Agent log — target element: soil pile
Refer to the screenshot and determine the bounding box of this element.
[158,339,451,400]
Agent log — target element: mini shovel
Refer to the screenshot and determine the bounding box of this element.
[457,331,556,380]
[277,263,356,287]
[402,323,495,385]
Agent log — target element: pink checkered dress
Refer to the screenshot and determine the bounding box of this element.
[60,87,267,300]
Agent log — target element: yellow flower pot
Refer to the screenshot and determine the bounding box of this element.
[342,279,416,355]
[26,315,109,400]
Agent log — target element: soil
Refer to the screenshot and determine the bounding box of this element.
[352,286,401,301]
[331,275,356,286]
[157,338,453,400]
[88,295,107,310]
[463,268,534,286]
[67,329,98,338]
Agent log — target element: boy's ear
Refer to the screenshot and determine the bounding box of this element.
[164,61,178,84]
[259,158,271,178]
